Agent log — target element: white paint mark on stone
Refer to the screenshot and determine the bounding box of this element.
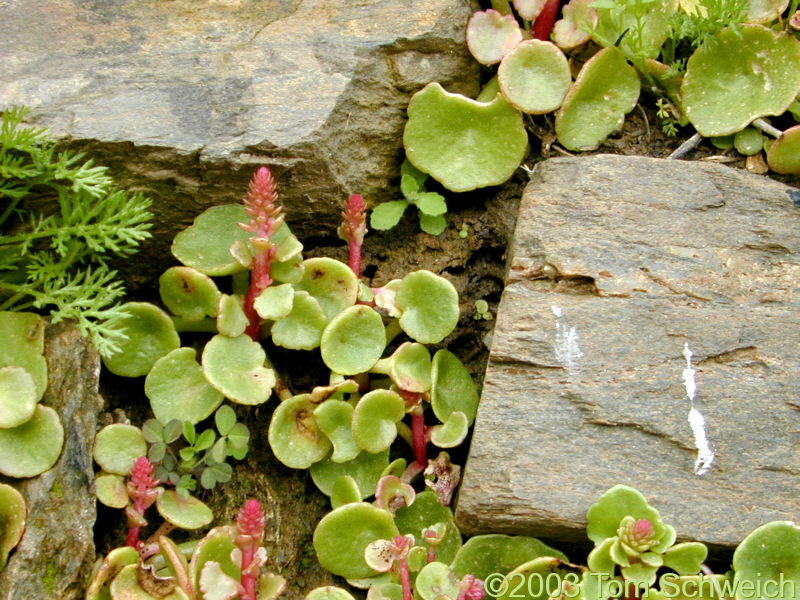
[683,342,715,475]
[552,306,583,375]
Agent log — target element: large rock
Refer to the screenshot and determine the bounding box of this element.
[0,322,102,600]
[0,0,478,287]
[456,155,800,550]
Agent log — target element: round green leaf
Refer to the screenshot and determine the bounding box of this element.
[315,400,360,463]
[390,343,432,393]
[394,491,462,565]
[733,127,764,156]
[419,214,448,236]
[156,489,213,529]
[766,124,800,175]
[413,192,447,217]
[451,534,568,580]
[102,302,180,377]
[310,448,391,499]
[733,521,800,600]
[0,483,26,570]
[352,390,404,453]
[254,284,294,321]
[396,271,459,344]
[0,312,47,400]
[271,291,328,350]
[269,394,332,469]
[171,204,250,276]
[215,405,237,436]
[216,294,248,338]
[159,266,221,321]
[0,405,64,477]
[202,334,275,405]
[555,46,641,151]
[431,349,479,426]
[553,0,597,50]
[662,542,708,576]
[429,411,468,448]
[93,423,147,476]
[331,476,362,509]
[321,306,386,375]
[585,484,660,544]
[307,587,356,600]
[272,254,305,284]
[313,503,399,579]
[415,562,460,600]
[296,257,359,321]
[0,366,37,429]
[404,82,528,193]
[371,201,409,231]
[146,348,224,425]
[498,40,571,114]
[466,9,523,65]
[683,25,800,137]
[95,473,128,509]
[190,527,240,591]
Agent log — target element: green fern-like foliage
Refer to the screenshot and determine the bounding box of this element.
[0,106,153,356]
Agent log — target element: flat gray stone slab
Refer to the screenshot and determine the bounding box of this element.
[456,155,800,549]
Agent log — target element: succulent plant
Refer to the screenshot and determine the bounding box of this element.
[732,521,800,600]
[497,40,572,114]
[682,24,800,137]
[586,485,706,587]
[403,82,528,193]
[766,125,800,174]
[0,483,25,571]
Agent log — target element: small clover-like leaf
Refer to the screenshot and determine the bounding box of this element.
[371,201,409,231]
[215,405,237,436]
[396,271,459,344]
[102,302,181,377]
[466,9,524,65]
[171,204,250,276]
[310,448,391,499]
[315,400,360,463]
[269,394,332,469]
[202,334,276,405]
[313,503,400,579]
[0,366,37,429]
[92,423,146,476]
[146,347,224,425]
[353,390,405,453]
[498,40,572,114]
[0,483,26,570]
[296,257,359,321]
[683,25,800,137]
[156,489,213,529]
[556,46,640,151]
[254,284,295,321]
[431,349,479,426]
[271,291,328,350]
[404,83,528,192]
[321,306,386,376]
[159,266,221,322]
[419,214,448,236]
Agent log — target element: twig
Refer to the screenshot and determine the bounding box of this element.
[636,103,651,141]
[669,133,703,160]
[751,118,783,138]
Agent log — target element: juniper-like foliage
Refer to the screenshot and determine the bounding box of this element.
[0,106,152,356]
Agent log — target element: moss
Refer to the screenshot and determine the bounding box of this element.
[42,560,57,593]
[299,537,316,570]
[51,479,63,500]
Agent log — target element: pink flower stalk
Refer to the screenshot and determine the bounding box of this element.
[239,167,284,341]
[388,535,415,600]
[235,499,266,600]
[125,456,160,548]
[532,0,561,40]
[340,193,367,277]
[458,575,486,600]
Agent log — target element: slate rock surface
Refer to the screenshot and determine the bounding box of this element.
[0,322,102,600]
[0,0,477,272]
[456,155,800,550]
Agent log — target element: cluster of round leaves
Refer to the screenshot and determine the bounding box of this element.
[0,312,63,479]
[402,3,800,193]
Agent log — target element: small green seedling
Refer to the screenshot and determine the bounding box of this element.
[473,300,493,321]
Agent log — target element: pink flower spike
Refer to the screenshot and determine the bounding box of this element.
[235,499,267,600]
[241,167,282,239]
[125,456,160,548]
[237,499,266,540]
[340,193,367,277]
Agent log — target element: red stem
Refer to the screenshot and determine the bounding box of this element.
[532,0,560,40]
[349,237,362,278]
[243,248,275,341]
[399,558,413,600]
[125,526,141,549]
[241,546,256,600]
[411,409,427,468]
